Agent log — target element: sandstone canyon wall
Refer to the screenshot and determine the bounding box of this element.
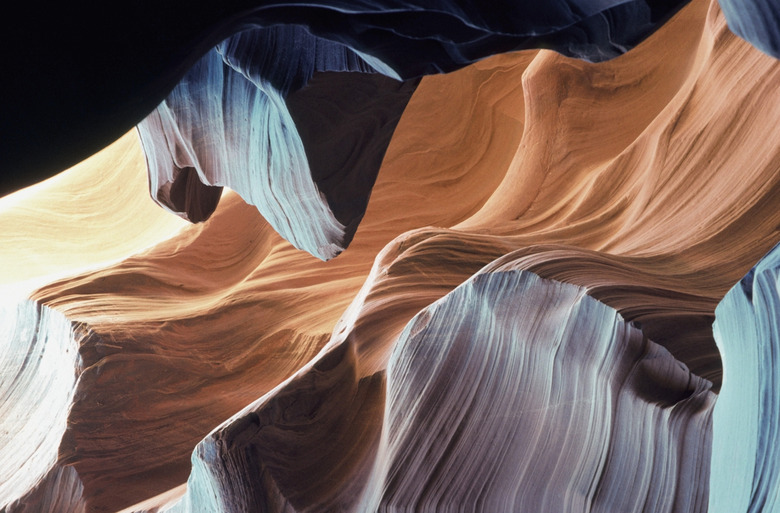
[1,0,780,511]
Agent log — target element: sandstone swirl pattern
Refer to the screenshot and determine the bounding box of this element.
[1,0,780,511]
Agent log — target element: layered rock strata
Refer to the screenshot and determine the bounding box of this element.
[0,0,779,511]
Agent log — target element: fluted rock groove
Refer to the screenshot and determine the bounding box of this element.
[1,0,780,511]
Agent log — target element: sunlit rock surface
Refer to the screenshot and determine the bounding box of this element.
[2,0,780,511]
[0,302,81,512]
[0,132,187,301]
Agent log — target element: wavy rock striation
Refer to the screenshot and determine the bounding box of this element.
[367,269,714,512]
[3,0,693,195]
[2,0,780,511]
[161,268,714,513]
[0,132,187,301]
[0,301,82,512]
[136,0,693,260]
[137,27,418,258]
[710,242,780,513]
[170,344,383,513]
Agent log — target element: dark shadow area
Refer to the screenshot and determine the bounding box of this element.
[286,72,419,248]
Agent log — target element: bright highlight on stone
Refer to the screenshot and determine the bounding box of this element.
[1,0,780,511]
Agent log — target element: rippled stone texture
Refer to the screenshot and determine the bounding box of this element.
[160,269,714,513]
[2,0,780,511]
[136,0,693,259]
[0,302,80,511]
[368,269,714,512]
[137,28,419,258]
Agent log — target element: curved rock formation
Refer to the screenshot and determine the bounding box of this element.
[3,0,691,196]
[0,132,187,301]
[0,302,81,512]
[1,0,780,511]
[136,33,418,258]
[710,242,780,513]
[161,268,714,513]
[367,269,713,512]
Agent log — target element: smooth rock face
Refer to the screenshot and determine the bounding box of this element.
[170,344,384,513]
[285,72,420,249]
[2,0,780,511]
[137,44,350,260]
[160,269,714,513]
[711,242,780,513]
[137,29,418,258]
[0,131,188,300]
[0,301,81,510]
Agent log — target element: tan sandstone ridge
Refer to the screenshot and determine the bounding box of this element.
[0,0,779,510]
